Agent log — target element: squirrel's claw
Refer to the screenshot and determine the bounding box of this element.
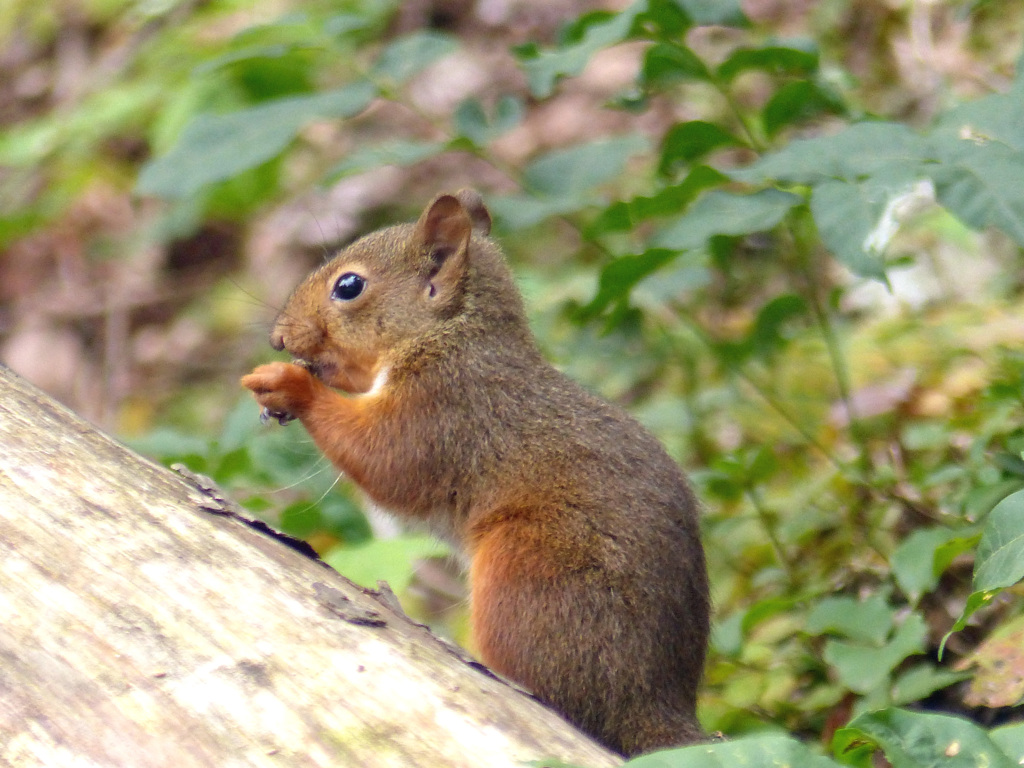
[260,407,296,426]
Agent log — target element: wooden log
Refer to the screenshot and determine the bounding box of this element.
[0,364,621,768]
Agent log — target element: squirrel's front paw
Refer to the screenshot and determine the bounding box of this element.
[241,362,318,424]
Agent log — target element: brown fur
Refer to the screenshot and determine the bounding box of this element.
[241,190,710,756]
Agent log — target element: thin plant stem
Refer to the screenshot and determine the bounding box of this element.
[656,305,848,474]
[747,485,796,580]
[714,77,767,153]
[787,217,871,479]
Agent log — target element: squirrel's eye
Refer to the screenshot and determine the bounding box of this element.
[331,272,365,301]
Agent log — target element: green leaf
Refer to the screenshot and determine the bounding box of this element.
[636,0,690,37]
[641,42,711,89]
[487,194,590,230]
[491,135,649,228]
[745,445,778,482]
[733,122,929,185]
[247,424,324,490]
[0,210,43,249]
[740,596,800,634]
[659,121,743,176]
[932,84,1024,154]
[190,11,329,96]
[523,135,649,197]
[0,119,61,167]
[128,427,212,463]
[137,81,377,198]
[927,140,1024,248]
[712,294,807,364]
[834,709,1016,768]
[559,9,618,43]
[710,612,744,656]
[323,534,450,592]
[654,188,801,250]
[370,31,458,84]
[318,495,372,543]
[749,294,808,358]
[326,140,448,180]
[991,721,1024,764]
[945,589,999,647]
[632,258,712,310]
[589,166,727,235]
[703,469,743,502]
[671,0,747,27]
[891,528,978,602]
[717,44,818,82]
[203,154,284,216]
[213,447,254,483]
[890,665,969,706]
[516,2,645,97]
[810,177,903,281]
[823,612,927,694]
[219,395,263,454]
[278,501,324,540]
[324,13,374,39]
[963,479,1024,523]
[974,487,1024,591]
[623,734,840,767]
[452,96,523,146]
[2,82,158,166]
[194,42,314,78]
[581,248,679,319]
[762,80,845,138]
[806,593,895,645]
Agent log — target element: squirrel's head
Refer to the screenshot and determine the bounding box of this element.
[270,189,495,394]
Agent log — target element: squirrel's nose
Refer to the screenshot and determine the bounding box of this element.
[270,330,285,351]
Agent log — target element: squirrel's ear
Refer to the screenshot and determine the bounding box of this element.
[455,188,491,236]
[416,194,472,306]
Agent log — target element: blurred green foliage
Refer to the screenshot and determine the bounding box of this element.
[6,0,1024,763]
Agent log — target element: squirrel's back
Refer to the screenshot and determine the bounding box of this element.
[382,231,710,754]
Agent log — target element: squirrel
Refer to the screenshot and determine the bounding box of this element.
[241,190,710,757]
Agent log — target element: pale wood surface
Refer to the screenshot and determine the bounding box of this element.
[0,364,621,768]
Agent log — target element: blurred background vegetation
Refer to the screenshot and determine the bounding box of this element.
[2,0,1024,764]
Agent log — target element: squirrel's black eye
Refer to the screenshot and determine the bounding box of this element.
[331,272,365,301]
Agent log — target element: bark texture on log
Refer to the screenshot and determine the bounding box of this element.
[0,364,621,768]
